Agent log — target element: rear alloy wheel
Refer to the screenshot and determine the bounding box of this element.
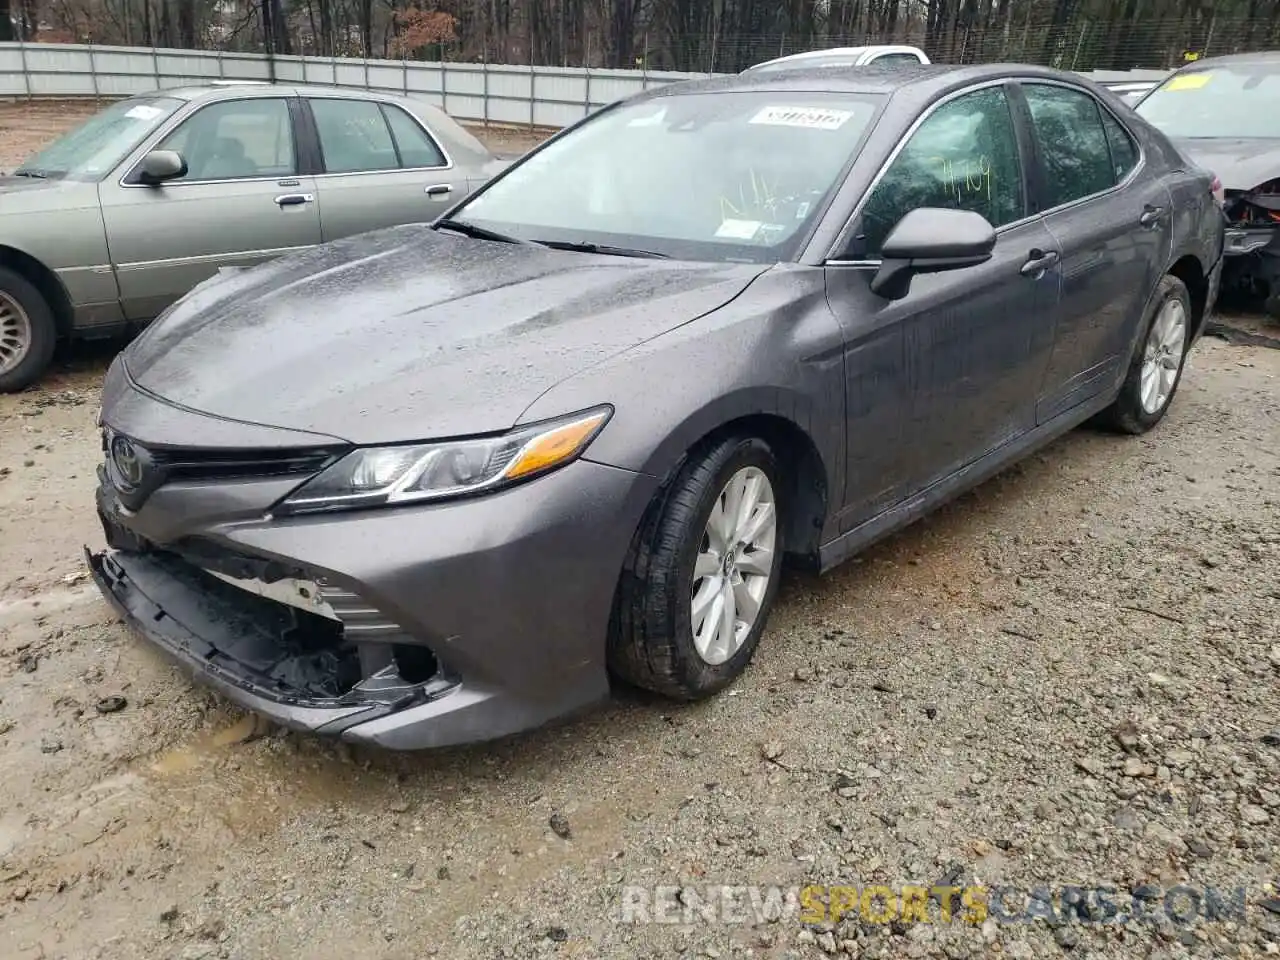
[609,435,784,700]
[0,268,57,393]
[1095,274,1192,434]
[1138,296,1188,416]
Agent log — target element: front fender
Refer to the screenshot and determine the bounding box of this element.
[0,186,115,310]
[518,264,846,517]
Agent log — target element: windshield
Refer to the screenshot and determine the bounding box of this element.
[15,96,184,180]
[449,91,884,262]
[1136,63,1280,139]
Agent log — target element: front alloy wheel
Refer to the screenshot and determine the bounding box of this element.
[609,435,785,700]
[0,291,33,377]
[691,466,777,665]
[0,267,58,393]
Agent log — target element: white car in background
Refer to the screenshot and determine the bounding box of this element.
[745,45,930,73]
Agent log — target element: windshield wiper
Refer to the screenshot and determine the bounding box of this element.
[433,219,529,245]
[537,239,670,259]
[12,170,47,179]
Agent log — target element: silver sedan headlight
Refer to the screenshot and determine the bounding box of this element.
[274,406,612,515]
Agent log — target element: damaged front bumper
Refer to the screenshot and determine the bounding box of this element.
[87,545,418,736]
[87,445,655,749]
[1220,189,1280,312]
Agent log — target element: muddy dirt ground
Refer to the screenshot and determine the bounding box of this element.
[1,100,1279,960]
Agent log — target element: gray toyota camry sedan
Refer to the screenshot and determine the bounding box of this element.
[88,62,1225,749]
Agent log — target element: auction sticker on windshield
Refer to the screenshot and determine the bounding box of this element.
[125,104,165,120]
[1164,73,1212,91]
[749,106,855,130]
[715,219,763,241]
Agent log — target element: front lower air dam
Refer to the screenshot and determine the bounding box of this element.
[85,541,458,738]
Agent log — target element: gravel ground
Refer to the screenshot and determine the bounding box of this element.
[1,100,1279,960]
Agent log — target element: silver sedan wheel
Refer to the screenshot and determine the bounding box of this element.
[1139,297,1187,415]
[0,291,33,376]
[690,465,777,666]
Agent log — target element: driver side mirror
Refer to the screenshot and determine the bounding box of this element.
[138,149,187,185]
[869,207,996,300]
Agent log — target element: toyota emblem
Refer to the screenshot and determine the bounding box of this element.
[110,435,145,490]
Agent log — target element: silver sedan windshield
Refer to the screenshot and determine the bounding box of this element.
[16,96,183,181]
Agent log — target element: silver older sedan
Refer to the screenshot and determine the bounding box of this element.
[0,83,507,391]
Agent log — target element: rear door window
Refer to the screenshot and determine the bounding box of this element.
[310,98,400,174]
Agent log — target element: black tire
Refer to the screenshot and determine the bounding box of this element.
[608,434,785,700]
[1094,274,1192,435]
[0,267,57,393]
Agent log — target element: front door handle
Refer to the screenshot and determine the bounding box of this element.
[1139,204,1166,228]
[425,184,452,198]
[274,193,314,207]
[1020,249,1060,278]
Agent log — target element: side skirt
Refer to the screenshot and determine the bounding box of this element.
[817,387,1121,574]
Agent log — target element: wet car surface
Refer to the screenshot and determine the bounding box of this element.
[89,62,1225,749]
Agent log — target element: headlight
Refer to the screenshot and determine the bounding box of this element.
[275,406,611,515]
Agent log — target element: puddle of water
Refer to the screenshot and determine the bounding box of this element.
[149,714,267,776]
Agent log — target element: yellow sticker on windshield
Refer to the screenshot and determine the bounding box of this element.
[1164,73,1212,91]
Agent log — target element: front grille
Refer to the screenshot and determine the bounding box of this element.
[100,428,346,509]
[149,446,342,484]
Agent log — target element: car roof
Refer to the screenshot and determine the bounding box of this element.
[754,44,922,63]
[642,61,1100,100]
[152,82,425,102]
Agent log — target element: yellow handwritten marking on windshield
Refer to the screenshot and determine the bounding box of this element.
[1165,73,1212,91]
[720,168,779,221]
[929,155,994,204]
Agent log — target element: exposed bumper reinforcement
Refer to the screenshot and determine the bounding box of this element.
[86,545,391,736]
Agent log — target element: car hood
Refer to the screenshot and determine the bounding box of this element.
[1170,137,1280,191]
[0,175,100,215]
[0,175,57,194]
[124,224,769,445]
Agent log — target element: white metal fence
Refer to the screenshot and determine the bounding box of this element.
[0,42,713,128]
[0,42,1170,128]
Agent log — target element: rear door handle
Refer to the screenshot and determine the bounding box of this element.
[274,193,313,207]
[1139,205,1166,228]
[425,184,452,198]
[1020,249,1060,278]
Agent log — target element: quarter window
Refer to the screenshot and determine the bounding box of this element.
[1022,84,1116,208]
[156,98,296,181]
[858,86,1025,256]
[1101,109,1139,182]
[384,105,446,168]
